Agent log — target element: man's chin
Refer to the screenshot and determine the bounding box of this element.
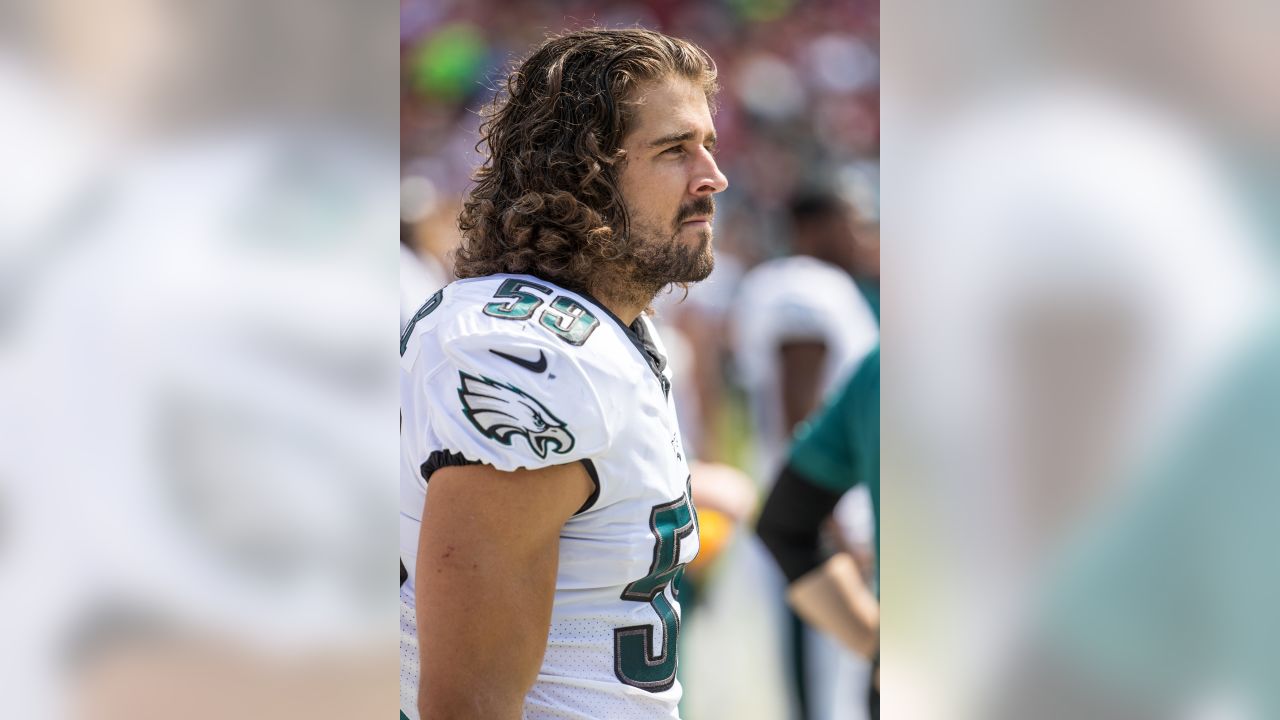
[631,226,716,287]
[685,262,714,283]
[683,240,715,282]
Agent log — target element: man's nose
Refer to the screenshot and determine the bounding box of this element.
[689,148,729,196]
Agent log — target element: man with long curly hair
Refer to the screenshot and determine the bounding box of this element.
[400,28,728,720]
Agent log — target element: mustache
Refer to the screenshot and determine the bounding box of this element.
[675,197,716,226]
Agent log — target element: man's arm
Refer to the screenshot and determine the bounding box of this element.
[416,462,594,720]
[787,554,880,660]
[757,463,879,660]
[779,340,828,434]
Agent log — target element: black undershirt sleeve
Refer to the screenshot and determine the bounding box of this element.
[755,462,846,584]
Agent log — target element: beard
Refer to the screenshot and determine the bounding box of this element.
[623,197,716,290]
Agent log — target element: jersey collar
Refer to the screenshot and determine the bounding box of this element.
[538,278,671,395]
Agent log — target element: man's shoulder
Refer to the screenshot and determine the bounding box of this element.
[735,257,862,324]
[403,274,638,470]
[432,274,621,351]
[416,273,639,390]
[740,256,856,295]
[733,258,868,354]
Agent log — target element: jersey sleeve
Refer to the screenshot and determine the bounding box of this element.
[764,263,857,343]
[417,328,613,475]
[788,347,879,493]
[770,290,840,343]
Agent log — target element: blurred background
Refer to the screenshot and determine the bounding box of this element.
[883,0,1280,718]
[0,0,399,718]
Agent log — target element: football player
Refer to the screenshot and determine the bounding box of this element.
[400,29,728,720]
[757,347,882,719]
[730,190,879,720]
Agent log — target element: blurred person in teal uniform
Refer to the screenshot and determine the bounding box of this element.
[758,345,882,719]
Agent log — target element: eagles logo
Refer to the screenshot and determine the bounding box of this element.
[458,372,575,459]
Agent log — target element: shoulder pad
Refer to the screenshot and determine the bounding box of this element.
[423,325,613,472]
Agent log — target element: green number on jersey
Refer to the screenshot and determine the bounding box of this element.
[401,289,443,357]
[482,279,600,346]
[614,486,698,692]
[541,296,601,346]
[483,279,552,320]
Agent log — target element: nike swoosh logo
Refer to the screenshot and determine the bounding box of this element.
[489,348,548,373]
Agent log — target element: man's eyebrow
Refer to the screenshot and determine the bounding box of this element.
[647,130,717,148]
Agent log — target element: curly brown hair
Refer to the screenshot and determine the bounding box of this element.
[453,28,719,295]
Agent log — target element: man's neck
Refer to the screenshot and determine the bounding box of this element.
[589,280,658,326]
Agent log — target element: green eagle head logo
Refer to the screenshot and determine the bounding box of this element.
[458,372,575,459]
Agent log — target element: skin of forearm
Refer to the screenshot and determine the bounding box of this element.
[785,552,880,659]
[779,340,828,434]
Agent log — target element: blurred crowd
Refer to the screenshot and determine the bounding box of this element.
[401,0,878,276]
[2,2,399,718]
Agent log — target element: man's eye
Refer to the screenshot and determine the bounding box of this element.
[663,145,685,156]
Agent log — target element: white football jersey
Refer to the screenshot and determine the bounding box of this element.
[732,255,879,482]
[729,256,879,720]
[401,273,699,720]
